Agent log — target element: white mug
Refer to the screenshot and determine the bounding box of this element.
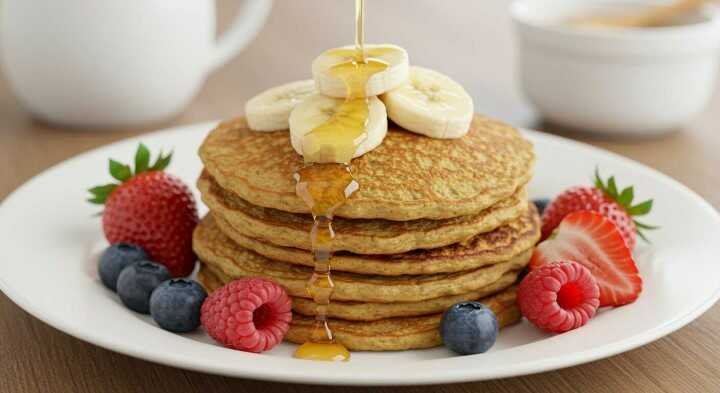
[0,0,273,128]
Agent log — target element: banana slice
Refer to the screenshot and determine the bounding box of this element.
[245,80,316,132]
[382,66,474,139]
[289,94,388,163]
[312,44,410,98]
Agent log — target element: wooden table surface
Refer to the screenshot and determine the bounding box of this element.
[2,1,719,392]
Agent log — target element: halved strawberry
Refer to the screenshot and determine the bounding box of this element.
[530,211,642,307]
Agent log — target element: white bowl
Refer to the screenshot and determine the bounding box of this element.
[511,0,720,136]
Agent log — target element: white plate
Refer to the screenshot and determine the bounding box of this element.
[1,122,719,386]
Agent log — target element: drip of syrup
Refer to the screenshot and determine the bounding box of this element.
[293,0,385,362]
[293,164,356,362]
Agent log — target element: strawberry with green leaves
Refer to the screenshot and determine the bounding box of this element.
[89,144,198,277]
[541,169,657,250]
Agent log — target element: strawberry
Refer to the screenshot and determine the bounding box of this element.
[541,169,657,250]
[88,144,198,277]
[530,211,642,307]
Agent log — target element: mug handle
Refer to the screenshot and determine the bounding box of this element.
[209,0,274,71]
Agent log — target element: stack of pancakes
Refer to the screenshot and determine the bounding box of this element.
[194,115,539,351]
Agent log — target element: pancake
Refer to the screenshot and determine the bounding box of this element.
[202,263,518,321]
[192,216,532,303]
[287,291,521,351]
[198,266,521,351]
[199,173,530,255]
[209,204,540,275]
[199,115,535,221]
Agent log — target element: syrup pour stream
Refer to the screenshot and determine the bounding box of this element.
[292,0,388,362]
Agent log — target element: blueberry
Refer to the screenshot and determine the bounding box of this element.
[532,198,551,215]
[150,279,207,333]
[98,243,148,291]
[116,261,170,314]
[440,301,498,355]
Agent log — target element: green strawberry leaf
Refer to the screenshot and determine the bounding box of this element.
[635,220,660,230]
[636,229,651,243]
[134,143,151,175]
[593,167,658,238]
[606,176,618,199]
[617,186,634,207]
[87,183,117,204]
[594,167,604,190]
[87,143,173,207]
[151,150,173,171]
[109,159,131,182]
[627,199,653,216]
[635,220,659,244]
[88,183,117,196]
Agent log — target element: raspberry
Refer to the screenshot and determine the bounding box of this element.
[201,278,292,352]
[518,261,600,333]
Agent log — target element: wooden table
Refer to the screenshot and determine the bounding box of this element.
[2,1,719,392]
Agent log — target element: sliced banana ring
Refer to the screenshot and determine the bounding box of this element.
[289,94,388,163]
[382,66,474,139]
[312,44,410,98]
[245,80,316,132]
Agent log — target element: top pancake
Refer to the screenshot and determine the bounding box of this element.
[199,115,535,220]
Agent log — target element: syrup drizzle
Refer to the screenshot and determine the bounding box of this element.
[293,0,386,362]
[292,165,357,362]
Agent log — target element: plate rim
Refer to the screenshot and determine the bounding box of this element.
[1,122,719,386]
